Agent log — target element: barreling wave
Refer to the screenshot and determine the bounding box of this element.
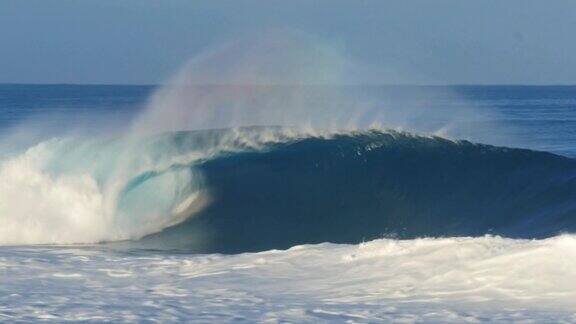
[2,127,576,252]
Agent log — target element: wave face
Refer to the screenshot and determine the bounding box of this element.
[3,128,576,251]
[137,129,576,253]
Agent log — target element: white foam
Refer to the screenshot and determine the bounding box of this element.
[0,138,202,245]
[0,142,111,245]
[1,235,575,321]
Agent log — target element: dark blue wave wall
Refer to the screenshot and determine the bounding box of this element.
[139,130,576,253]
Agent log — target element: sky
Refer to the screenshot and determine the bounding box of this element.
[1,0,575,85]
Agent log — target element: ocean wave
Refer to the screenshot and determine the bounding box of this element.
[2,128,576,251]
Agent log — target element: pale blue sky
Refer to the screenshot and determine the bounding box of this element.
[1,0,575,84]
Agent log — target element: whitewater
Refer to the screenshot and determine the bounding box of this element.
[2,236,576,322]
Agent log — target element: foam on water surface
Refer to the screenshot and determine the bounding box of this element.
[1,235,575,322]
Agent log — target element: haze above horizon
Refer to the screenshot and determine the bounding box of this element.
[1,0,575,85]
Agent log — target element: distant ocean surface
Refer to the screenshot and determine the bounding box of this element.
[1,84,576,322]
[2,84,576,155]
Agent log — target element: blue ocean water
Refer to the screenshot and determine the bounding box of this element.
[1,84,576,321]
